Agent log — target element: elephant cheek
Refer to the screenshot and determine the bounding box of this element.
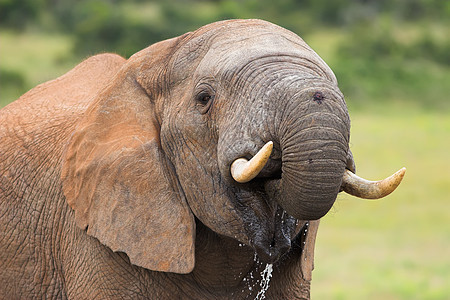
[178,171,250,243]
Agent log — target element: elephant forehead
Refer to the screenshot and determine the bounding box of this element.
[198,46,312,73]
[198,19,306,48]
[206,32,310,62]
[190,24,332,80]
[195,43,335,86]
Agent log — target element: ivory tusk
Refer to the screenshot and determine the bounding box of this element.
[341,167,406,199]
[231,141,273,183]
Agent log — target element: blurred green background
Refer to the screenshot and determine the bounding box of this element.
[1,0,449,298]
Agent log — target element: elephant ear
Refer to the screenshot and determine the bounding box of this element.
[300,220,320,281]
[61,37,195,274]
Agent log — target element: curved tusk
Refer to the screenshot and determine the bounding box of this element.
[342,167,406,199]
[231,141,273,183]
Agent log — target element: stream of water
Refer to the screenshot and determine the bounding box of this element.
[254,263,273,300]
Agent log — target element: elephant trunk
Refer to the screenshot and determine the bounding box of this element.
[271,108,349,220]
[225,86,351,221]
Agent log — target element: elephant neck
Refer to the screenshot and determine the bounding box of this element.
[159,220,314,298]
[182,220,271,296]
[154,220,313,298]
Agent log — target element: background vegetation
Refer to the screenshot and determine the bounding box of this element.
[1,0,448,298]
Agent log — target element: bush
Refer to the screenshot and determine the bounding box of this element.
[0,67,26,89]
[0,67,27,106]
[0,0,43,29]
[331,20,450,111]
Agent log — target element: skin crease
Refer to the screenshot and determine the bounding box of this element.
[0,20,352,299]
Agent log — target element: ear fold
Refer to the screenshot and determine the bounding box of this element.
[61,37,195,274]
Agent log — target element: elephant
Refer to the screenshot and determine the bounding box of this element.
[0,19,405,299]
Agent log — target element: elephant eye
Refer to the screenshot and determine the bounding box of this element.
[197,92,213,104]
[195,90,214,114]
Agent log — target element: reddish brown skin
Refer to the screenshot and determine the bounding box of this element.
[0,20,353,299]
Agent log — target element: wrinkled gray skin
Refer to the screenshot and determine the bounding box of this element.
[0,20,354,299]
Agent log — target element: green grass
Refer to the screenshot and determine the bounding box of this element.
[312,106,450,299]
[0,30,76,107]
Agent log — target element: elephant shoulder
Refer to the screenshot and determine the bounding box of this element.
[3,53,126,115]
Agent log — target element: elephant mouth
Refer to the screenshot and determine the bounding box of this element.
[236,174,305,264]
[247,206,311,265]
[248,205,297,264]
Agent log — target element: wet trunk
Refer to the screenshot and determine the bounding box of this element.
[267,88,350,220]
[219,76,350,222]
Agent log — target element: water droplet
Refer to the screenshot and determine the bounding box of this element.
[255,264,273,300]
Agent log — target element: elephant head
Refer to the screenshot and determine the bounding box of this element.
[62,20,404,274]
